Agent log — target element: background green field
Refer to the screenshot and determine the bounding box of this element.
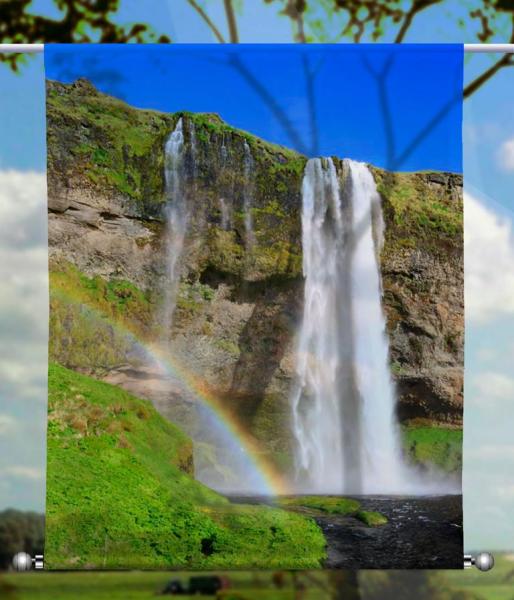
[2,556,514,600]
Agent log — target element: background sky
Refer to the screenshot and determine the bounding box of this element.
[1,0,514,555]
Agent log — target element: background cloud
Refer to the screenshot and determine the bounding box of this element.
[465,191,514,324]
[0,414,17,435]
[498,138,514,172]
[472,371,514,404]
[0,170,47,511]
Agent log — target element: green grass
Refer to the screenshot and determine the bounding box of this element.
[0,571,335,600]
[46,364,326,569]
[51,261,154,330]
[277,496,360,515]
[355,511,388,527]
[402,424,463,474]
[7,555,513,600]
[276,497,387,527]
[49,261,159,370]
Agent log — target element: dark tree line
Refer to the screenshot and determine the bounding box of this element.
[0,509,45,570]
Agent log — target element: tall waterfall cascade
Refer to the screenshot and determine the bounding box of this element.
[291,157,425,495]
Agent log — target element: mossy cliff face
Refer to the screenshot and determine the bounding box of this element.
[47,79,463,474]
[372,168,463,425]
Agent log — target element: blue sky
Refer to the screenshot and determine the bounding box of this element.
[44,43,463,173]
[1,1,514,554]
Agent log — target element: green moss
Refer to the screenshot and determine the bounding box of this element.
[401,425,462,473]
[373,170,462,251]
[277,496,361,515]
[214,339,240,356]
[46,363,326,569]
[49,261,158,369]
[47,80,171,205]
[355,511,388,527]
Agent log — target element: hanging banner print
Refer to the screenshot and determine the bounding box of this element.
[44,44,463,569]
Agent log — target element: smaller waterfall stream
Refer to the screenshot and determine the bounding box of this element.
[243,140,255,247]
[159,120,275,495]
[162,118,187,331]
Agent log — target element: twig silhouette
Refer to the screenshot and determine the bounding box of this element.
[362,49,461,171]
[187,0,226,43]
[224,0,239,43]
[228,52,310,154]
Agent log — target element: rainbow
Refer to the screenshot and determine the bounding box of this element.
[50,284,290,496]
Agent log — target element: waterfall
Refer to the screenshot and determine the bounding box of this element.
[347,160,409,494]
[291,157,416,495]
[162,118,188,332]
[243,140,255,247]
[160,122,272,494]
[218,135,231,230]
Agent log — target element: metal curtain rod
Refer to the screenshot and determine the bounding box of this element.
[1,43,514,53]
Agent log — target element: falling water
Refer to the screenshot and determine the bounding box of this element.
[243,140,255,246]
[162,118,187,332]
[218,135,231,230]
[159,122,273,494]
[221,133,228,162]
[291,157,417,495]
[347,160,409,494]
[290,158,345,493]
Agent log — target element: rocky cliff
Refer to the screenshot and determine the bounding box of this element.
[46,79,463,473]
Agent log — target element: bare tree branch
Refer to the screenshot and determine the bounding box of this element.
[228,53,309,154]
[463,14,514,99]
[187,0,226,43]
[224,0,239,43]
[296,12,307,43]
[394,1,441,44]
[464,53,513,98]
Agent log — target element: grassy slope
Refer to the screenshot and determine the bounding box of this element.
[401,424,463,474]
[49,261,156,370]
[46,364,326,569]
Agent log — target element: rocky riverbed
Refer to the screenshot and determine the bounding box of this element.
[231,494,463,569]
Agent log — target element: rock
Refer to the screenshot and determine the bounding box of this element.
[46,78,463,469]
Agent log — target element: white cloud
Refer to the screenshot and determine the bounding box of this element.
[498,138,514,171]
[466,444,514,460]
[1,465,44,481]
[0,414,17,435]
[472,371,514,403]
[0,170,48,411]
[496,484,514,499]
[465,191,514,323]
[0,170,47,511]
